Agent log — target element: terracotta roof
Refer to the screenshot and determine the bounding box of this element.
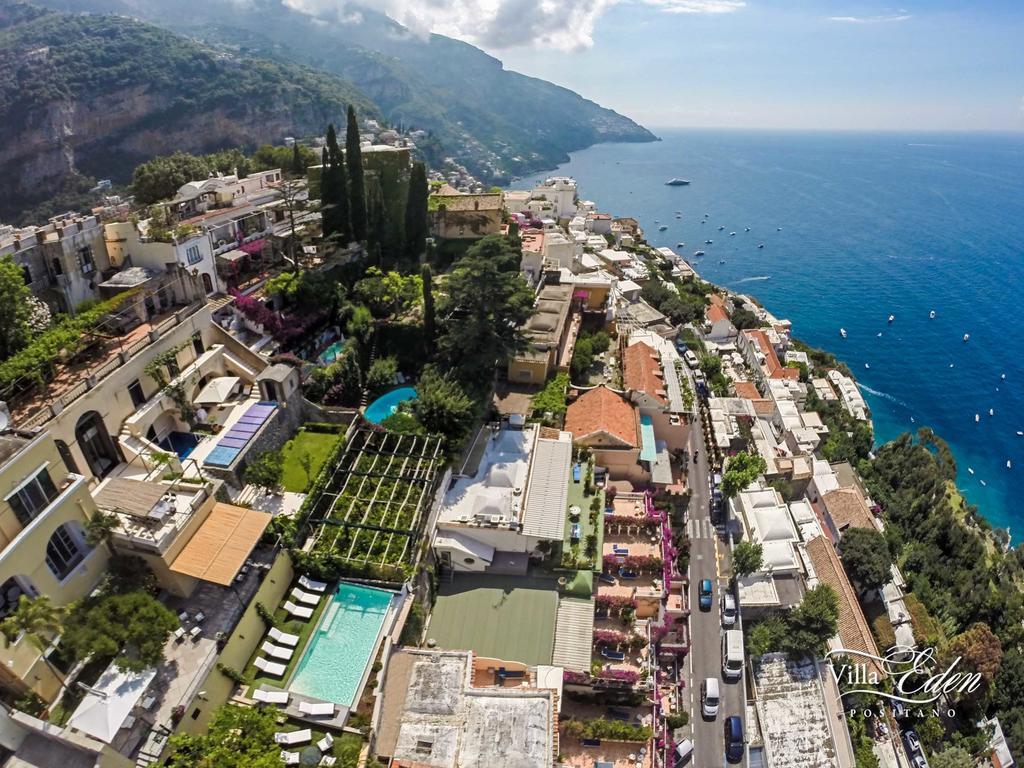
[823,488,877,536]
[709,293,728,309]
[430,193,503,212]
[624,342,667,405]
[565,385,638,448]
[752,399,775,416]
[744,329,799,380]
[733,381,761,400]
[707,303,731,324]
[805,536,882,676]
[521,228,545,254]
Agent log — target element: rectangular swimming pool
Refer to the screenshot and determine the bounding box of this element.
[289,582,396,706]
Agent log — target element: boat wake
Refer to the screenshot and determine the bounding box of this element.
[734,275,771,284]
[858,383,908,407]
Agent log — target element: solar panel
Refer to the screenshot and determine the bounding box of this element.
[219,437,250,449]
[229,424,260,435]
[202,402,277,467]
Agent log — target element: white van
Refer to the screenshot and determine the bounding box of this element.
[722,629,744,680]
[701,677,720,718]
[684,350,700,369]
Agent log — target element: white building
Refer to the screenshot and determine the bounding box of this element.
[826,370,869,421]
[433,425,572,574]
[531,176,578,219]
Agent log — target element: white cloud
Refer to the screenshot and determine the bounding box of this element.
[283,0,744,51]
[827,13,912,23]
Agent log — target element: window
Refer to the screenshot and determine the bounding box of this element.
[127,379,146,408]
[76,246,94,275]
[46,524,87,581]
[186,245,202,265]
[6,468,59,527]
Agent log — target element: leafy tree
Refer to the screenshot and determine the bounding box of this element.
[570,334,594,380]
[784,584,839,658]
[1,596,66,691]
[721,451,767,499]
[929,747,973,768]
[943,622,1003,690]
[747,614,787,656]
[463,234,521,272]
[732,541,763,577]
[244,451,283,494]
[731,307,761,330]
[437,247,534,387]
[838,527,893,591]
[346,304,374,347]
[366,356,399,394]
[404,161,429,263]
[85,510,121,547]
[166,704,282,768]
[63,591,178,672]
[0,255,31,358]
[250,144,317,175]
[353,267,421,318]
[326,350,363,407]
[346,106,367,242]
[412,366,475,444]
[131,152,210,204]
[531,372,570,418]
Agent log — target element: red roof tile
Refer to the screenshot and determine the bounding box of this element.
[565,385,638,448]
[624,342,667,405]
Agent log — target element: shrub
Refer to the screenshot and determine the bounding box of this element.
[216,663,247,684]
[255,602,275,628]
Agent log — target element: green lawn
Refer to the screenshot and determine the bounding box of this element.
[270,723,363,767]
[427,574,559,665]
[243,583,333,689]
[280,429,342,493]
[564,472,604,572]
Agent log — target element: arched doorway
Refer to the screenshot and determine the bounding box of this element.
[74,411,119,479]
[201,272,213,294]
[0,576,37,620]
[45,522,91,582]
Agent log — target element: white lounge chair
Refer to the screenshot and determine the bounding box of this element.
[320,758,337,767]
[300,701,336,717]
[299,575,328,593]
[173,627,186,642]
[283,601,313,620]
[255,657,287,677]
[188,626,202,641]
[274,729,312,746]
[269,627,300,647]
[290,588,320,606]
[317,733,334,752]
[280,750,300,765]
[253,688,290,705]
[261,641,295,662]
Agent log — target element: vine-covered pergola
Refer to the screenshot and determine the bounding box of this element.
[306,428,445,567]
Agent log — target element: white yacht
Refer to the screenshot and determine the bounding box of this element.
[839,328,847,338]
[929,310,936,319]
[964,333,970,342]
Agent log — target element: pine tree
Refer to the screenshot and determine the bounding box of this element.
[404,161,428,263]
[346,105,367,242]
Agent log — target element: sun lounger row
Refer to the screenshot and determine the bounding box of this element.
[253,688,290,705]
[283,601,313,619]
[261,641,295,662]
[290,587,320,607]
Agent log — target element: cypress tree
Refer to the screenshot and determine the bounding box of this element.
[404,161,428,263]
[366,176,386,267]
[421,263,436,356]
[326,123,350,244]
[291,143,304,177]
[319,145,337,240]
[345,106,367,242]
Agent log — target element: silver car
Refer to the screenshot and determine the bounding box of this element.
[721,593,737,627]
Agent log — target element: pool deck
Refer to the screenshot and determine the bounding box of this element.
[250,685,349,730]
[425,574,559,666]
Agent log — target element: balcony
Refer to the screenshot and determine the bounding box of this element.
[98,480,212,555]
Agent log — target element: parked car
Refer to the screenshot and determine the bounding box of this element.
[724,716,744,763]
[891,700,907,720]
[684,350,700,369]
[720,593,737,626]
[698,579,714,610]
[905,731,922,754]
[911,756,928,768]
[701,677,720,718]
[674,738,694,765]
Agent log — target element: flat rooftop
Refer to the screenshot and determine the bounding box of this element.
[380,649,555,768]
[426,574,559,667]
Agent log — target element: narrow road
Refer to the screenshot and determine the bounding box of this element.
[684,396,746,767]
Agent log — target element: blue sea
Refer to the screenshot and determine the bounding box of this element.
[518,129,1024,539]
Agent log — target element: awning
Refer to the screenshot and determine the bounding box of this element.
[639,414,657,463]
[68,663,157,743]
[93,477,167,519]
[217,249,248,263]
[170,503,271,586]
[193,376,241,405]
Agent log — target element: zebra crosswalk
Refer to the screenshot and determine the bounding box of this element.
[687,517,718,540]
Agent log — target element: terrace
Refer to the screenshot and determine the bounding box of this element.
[93,476,213,554]
[306,428,445,569]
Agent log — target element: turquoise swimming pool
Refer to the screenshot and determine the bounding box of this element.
[364,386,417,424]
[289,583,396,706]
[318,339,346,365]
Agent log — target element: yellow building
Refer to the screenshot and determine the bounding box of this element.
[0,428,110,701]
[507,283,578,385]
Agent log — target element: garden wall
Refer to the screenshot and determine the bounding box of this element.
[172,551,295,738]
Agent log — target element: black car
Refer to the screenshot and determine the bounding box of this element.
[725,715,744,763]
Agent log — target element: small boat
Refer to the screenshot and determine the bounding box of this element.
[1001,373,1006,380]
[864,363,870,369]
[989,408,995,417]
[981,480,987,486]
[675,215,682,219]
[719,260,726,264]
[975,414,980,423]
[758,243,765,249]
[777,227,782,231]
[888,314,895,323]
[839,328,847,338]
[968,468,975,475]
[705,239,713,244]
[963,333,970,342]
[665,178,691,186]
[1008,460,1013,469]
[929,310,936,319]
[700,220,705,224]
[745,227,751,232]
[659,225,668,231]
[718,225,725,231]
[877,332,882,337]
[677,242,685,248]
[729,232,737,236]
[694,250,705,257]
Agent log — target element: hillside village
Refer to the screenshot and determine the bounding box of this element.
[0,112,1017,768]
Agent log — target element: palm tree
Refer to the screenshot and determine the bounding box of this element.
[84,510,120,548]
[1,595,68,695]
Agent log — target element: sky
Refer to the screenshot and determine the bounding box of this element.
[333,0,1024,131]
